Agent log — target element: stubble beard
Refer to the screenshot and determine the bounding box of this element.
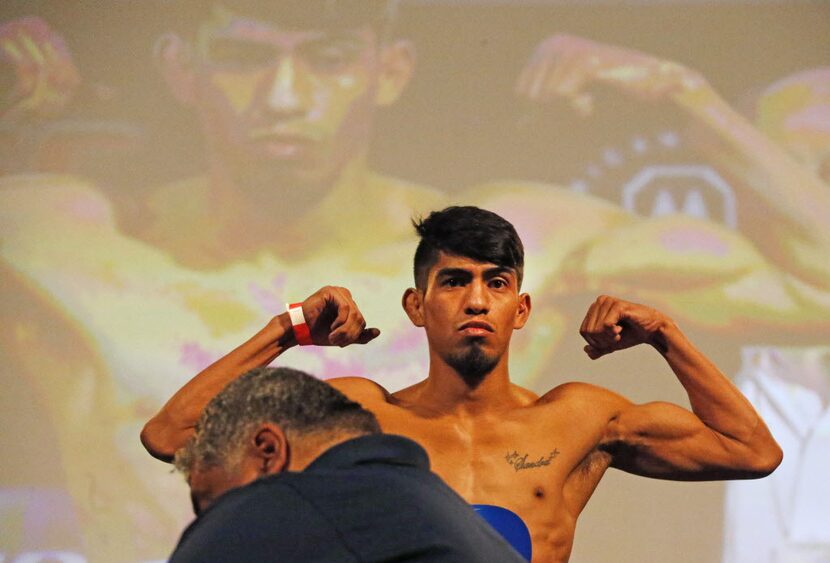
[446,339,500,390]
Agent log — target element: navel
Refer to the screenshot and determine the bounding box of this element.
[533,486,545,499]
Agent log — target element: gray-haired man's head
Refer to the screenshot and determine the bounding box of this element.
[176,367,380,513]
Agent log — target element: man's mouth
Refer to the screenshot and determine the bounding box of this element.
[459,321,494,337]
[249,129,319,158]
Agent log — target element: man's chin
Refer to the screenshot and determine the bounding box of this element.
[447,343,499,389]
[234,156,335,190]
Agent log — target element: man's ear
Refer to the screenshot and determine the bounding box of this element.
[154,33,198,106]
[402,287,425,327]
[375,39,415,107]
[514,293,531,330]
[252,423,289,476]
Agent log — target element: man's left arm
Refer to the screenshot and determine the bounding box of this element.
[517,35,830,290]
[581,295,783,480]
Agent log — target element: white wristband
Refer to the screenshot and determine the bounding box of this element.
[286,302,312,346]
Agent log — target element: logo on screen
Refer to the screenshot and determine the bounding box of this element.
[568,131,738,228]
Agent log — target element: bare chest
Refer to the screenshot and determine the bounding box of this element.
[382,410,601,505]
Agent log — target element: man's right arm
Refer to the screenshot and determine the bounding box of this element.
[140,286,380,462]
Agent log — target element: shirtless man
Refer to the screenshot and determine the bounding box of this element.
[142,206,783,562]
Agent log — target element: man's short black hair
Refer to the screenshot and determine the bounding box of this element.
[412,206,524,290]
[177,0,398,39]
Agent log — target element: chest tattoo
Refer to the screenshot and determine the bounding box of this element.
[504,449,560,472]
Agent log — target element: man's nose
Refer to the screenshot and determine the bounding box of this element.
[264,56,305,117]
[464,281,490,315]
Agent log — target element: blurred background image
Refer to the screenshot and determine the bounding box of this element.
[0,1,828,561]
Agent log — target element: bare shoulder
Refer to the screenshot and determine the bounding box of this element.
[0,173,115,231]
[366,172,449,222]
[0,172,107,201]
[575,215,766,287]
[462,180,630,227]
[537,383,636,476]
[537,381,631,416]
[326,376,393,407]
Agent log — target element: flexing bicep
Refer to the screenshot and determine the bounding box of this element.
[603,401,775,481]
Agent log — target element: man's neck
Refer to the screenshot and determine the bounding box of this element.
[208,155,372,229]
[156,155,375,264]
[415,355,525,416]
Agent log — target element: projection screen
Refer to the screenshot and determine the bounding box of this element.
[1,1,828,561]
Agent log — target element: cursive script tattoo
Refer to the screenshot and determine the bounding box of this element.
[505,449,560,472]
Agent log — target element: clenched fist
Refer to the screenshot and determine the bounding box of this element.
[579,295,671,359]
[295,286,380,347]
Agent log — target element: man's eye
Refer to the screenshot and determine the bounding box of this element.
[490,279,507,289]
[302,43,361,72]
[206,40,276,67]
[444,278,463,287]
